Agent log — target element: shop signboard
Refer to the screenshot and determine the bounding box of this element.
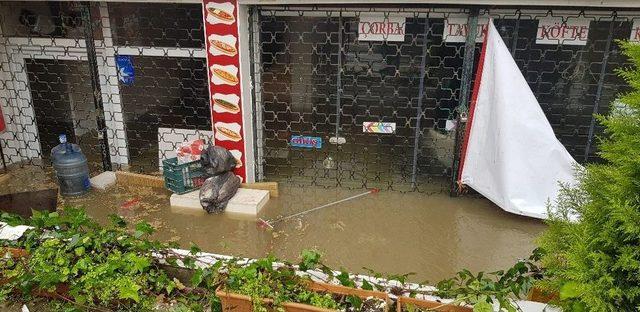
[536,17,590,46]
[358,14,406,42]
[443,15,489,43]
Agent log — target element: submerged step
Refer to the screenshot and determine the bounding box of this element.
[170,188,269,215]
[90,171,117,190]
[226,188,270,215]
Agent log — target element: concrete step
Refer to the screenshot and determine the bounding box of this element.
[170,188,269,215]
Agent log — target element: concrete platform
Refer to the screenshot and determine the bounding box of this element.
[170,188,269,215]
[226,188,270,215]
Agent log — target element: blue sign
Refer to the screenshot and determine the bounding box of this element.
[290,135,322,149]
[116,55,135,86]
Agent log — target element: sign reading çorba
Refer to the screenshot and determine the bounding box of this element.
[358,14,406,42]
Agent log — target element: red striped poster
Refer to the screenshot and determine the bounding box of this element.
[203,0,246,181]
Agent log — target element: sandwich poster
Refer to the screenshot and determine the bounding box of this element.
[212,93,240,114]
[203,0,246,181]
[208,34,237,57]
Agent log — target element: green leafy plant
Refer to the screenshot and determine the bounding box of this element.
[0,208,220,311]
[220,252,378,312]
[308,250,541,312]
[433,249,542,312]
[537,40,640,311]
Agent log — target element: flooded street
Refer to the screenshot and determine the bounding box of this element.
[1,166,545,282]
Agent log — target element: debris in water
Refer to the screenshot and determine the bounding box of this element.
[257,218,274,229]
[332,220,345,231]
[295,219,309,232]
[257,188,379,230]
[219,241,229,250]
[120,197,141,209]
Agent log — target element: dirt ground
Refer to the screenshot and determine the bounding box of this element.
[0,165,546,283]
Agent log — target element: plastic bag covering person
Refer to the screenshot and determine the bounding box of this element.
[198,144,240,213]
[200,145,237,176]
[199,171,241,213]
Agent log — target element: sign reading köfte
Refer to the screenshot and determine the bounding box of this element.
[358,14,406,42]
[536,17,590,46]
[443,16,489,43]
[631,19,640,42]
[363,122,396,134]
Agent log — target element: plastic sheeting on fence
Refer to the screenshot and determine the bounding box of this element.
[458,21,579,220]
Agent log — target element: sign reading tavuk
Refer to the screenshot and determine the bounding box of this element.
[203,0,246,181]
[444,15,490,43]
[443,15,590,46]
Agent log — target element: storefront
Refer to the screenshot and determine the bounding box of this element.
[0,0,638,191]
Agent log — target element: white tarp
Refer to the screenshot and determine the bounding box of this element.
[0,222,32,241]
[459,21,579,219]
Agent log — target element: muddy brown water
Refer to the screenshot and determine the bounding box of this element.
[0,165,545,283]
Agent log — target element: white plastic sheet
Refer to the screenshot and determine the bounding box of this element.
[459,21,579,219]
[0,222,32,241]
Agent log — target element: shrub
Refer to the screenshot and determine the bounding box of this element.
[538,41,640,311]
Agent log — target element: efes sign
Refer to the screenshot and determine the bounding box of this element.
[358,14,406,42]
[290,135,322,149]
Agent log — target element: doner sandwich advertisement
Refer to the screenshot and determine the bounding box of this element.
[203,0,246,181]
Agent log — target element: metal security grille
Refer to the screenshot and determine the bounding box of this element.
[0,1,209,175]
[251,8,470,192]
[0,1,107,173]
[108,2,210,173]
[249,6,638,192]
[487,12,633,163]
[25,58,103,172]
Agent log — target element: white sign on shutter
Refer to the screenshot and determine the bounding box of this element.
[536,17,590,46]
[358,14,406,42]
[443,15,489,43]
[630,19,640,42]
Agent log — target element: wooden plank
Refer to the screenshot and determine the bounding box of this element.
[240,182,278,197]
[115,171,165,189]
[116,171,278,197]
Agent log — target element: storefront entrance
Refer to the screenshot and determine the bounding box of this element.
[251,8,464,191]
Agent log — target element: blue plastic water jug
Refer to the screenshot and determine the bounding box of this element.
[51,134,90,196]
